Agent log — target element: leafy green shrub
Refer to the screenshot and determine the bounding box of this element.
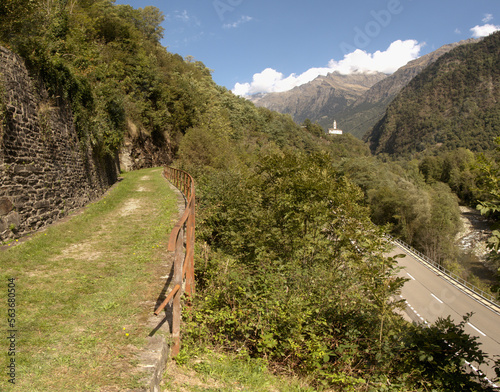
[188,151,411,386]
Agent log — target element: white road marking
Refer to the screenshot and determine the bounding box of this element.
[404,299,428,324]
[464,360,499,388]
[406,272,415,280]
[467,322,487,337]
[431,293,443,304]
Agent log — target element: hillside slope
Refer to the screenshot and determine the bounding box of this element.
[0,0,332,175]
[365,33,500,156]
[336,39,477,138]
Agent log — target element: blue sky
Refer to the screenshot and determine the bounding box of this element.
[115,0,500,95]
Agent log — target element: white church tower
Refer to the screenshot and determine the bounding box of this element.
[328,120,343,135]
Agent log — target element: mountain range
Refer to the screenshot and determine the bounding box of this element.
[250,39,479,139]
[249,72,386,133]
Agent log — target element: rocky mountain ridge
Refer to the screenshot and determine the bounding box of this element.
[250,71,387,128]
[336,39,479,138]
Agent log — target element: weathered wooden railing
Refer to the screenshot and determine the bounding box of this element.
[154,167,195,356]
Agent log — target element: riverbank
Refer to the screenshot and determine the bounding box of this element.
[456,206,498,289]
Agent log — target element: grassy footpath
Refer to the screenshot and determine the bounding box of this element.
[0,166,324,392]
[0,167,179,391]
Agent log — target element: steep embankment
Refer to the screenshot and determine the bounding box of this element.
[0,46,117,241]
[365,32,500,156]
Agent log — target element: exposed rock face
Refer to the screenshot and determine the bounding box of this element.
[0,46,118,241]
[120,131,174,172]
[250,71,387,127]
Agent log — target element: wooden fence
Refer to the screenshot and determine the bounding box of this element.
[154,167,195,356]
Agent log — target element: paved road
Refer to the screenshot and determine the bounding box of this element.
[389,245,500,382]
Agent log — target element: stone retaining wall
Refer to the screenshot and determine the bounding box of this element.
[0,46,118,241]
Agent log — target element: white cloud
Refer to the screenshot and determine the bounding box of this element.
[483,14,494,23]
[232,39,423,97]
[176,10,190,22]
[167,10,201,27]
[470,23,500,38]
[223,15,253,29]
[329,40,422,74]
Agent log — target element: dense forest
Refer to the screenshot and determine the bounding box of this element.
[366,32,500,156]
[1,1,500,390]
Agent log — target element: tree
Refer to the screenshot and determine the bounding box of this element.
[134,6,164,42]
[193,151,408,383]
[399,314,498,391]
[413,182,462,264]
[0,0,40,43]
[302,118,324,137]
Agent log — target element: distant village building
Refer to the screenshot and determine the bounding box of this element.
[328,120,343,135]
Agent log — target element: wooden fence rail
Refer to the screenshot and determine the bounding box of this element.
[154,167,195,356]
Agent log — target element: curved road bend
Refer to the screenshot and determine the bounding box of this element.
[388,245,500,381]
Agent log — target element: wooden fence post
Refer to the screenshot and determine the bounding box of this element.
[154,166,196,357]
[171,225,184,356]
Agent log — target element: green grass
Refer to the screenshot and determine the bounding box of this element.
[163,348,318,392]
[0,167,179,391]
